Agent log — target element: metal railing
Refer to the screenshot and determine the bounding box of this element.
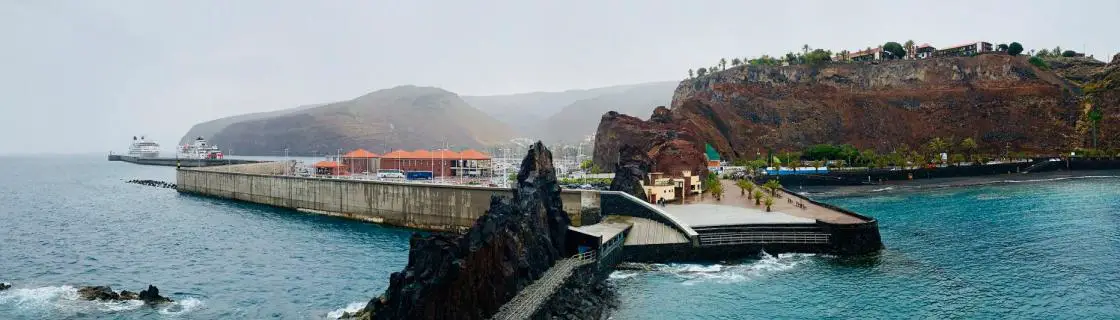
[698,232,830,246]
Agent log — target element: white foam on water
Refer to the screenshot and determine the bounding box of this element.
[650,251,819,285]
[158,297,204,316]
[0,285,79,310]
[98,299,145,312]
[327,301,367,319]
[870,186,894,192]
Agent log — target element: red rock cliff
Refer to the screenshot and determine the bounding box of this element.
[595,54,1118,167]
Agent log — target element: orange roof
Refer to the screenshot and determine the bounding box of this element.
[458,149,490,160]
[382,150,414,158]
[343,148,379,158]
[432,149,460,158]
[411,149,433,158]
[313,161,345,168]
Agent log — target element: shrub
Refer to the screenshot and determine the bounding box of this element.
[882,42,906,59]
[1008,42,1023,56]
[1061,50,1077,57]
[1028,56,1049,70]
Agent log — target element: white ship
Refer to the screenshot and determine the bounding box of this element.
[128,136,161,158]
[179,136,224,160]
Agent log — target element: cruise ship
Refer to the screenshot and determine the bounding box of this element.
[179,136,224,159]
[128,136,161,158]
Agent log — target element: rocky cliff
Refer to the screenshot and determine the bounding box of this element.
[350,141,570,320]
[593,107,708,174]
[205,86,513,155]
[1077,53,1120,150]
[596,54,1111,166]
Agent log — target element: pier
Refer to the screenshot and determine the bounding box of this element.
[108,154,263,167]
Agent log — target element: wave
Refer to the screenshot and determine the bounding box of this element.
[327,301,367,319]
[0,285,201,316]
[870,187,894,192]
[612,251,820,285]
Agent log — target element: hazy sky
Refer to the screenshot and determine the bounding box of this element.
[1,0,1116,154]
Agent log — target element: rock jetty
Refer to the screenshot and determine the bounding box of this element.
[126,179,177,189]
[346,141,573,320]
[77,285,172,304]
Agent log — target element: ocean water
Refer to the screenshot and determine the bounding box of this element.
[610,174,1120,319]
[0,155,411,319]
[3,155,1119,319]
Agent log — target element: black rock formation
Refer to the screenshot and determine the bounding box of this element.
[0,282,11,291]
[126,179,177,189]
[76,285,172,304]
[138,285,172,304]
[78,286,120,301]
[351,141,571,320]
[608,144,652,200]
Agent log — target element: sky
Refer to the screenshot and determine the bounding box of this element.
[1,0,1116,155]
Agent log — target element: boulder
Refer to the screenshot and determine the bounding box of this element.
[138,285,172,304]
[78,286,120,301]
[609,144,652,200]
[119,290,139,300]
[0,282,10,291]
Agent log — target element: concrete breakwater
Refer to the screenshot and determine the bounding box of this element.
[175,162,603,232]
[109,154,263,167]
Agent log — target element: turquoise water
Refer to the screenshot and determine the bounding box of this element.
[609,175,1120,319]
[3,155,1119,319]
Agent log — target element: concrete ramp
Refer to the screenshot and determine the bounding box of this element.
[612,216,689,245]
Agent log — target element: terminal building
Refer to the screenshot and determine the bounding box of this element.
[313,148,493,178]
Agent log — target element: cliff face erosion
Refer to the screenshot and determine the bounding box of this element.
[596,53,1120,165]
[352,141,570,320]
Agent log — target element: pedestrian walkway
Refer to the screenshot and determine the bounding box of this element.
[490,252,595,320]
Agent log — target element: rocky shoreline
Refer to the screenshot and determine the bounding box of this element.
[77,284,173,304]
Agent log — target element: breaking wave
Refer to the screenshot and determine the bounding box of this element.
[327,301,367,319]
[0,285,201,317]
[610,251,821,285]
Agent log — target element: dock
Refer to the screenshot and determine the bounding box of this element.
[108,154,263,167]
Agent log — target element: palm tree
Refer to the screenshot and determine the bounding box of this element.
[735,179,750,196]
[731,58,742,66]
[802,44,810,55]
[960,137,978,163]
[904,40,915,58]
[745,182,755,199]
[764,179,782,197]
[753,190,764,206]
[688,69,694,78]
[763,196,774,212]
[697,67,707,77]
[719,58,727,70]
[927,137,949,163]
[708,180,724,201]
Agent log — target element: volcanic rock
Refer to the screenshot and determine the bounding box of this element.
[352,141,571,320]
[593,110,708,175]
[78,286,120,301]
[609,144,652,200]
[119,290,139,300]
[138,285,172,304]
[0,282,10,291]
[1111,53,1120,66]
[597,54,1117,165]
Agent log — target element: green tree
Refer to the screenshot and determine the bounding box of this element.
[745,181,756,199]
[1089,106,1103,148]
[859,149,878,167]
[763,195,774,212]
[688,68,693,78]
[579,159,594,170]
[927,137,950,163]
[803,49,833,65]
[753,189,764,206]
[735,179,750,196]
[960,137,978,163]
[883,42,906,59]
[950,153,966,165]
[731,58,741,66]
[764,179,782,196]
[1035,48,1050,57]
[1008,42,1024,56]
[719,58,728,70]
[1062,50,1077,57]
[708,180,724,201]
[997,43,1008,52]
[697,67,707,77]
[802,44,810,55]
[785,52,798,65]
[1053,46,1062,56]
[904,40,915,57]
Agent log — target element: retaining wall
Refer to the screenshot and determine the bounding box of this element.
[176,163,600,232]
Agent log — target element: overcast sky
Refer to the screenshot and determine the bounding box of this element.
[1,0,1115,155]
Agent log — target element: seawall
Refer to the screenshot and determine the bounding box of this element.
[175,162,602,232]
